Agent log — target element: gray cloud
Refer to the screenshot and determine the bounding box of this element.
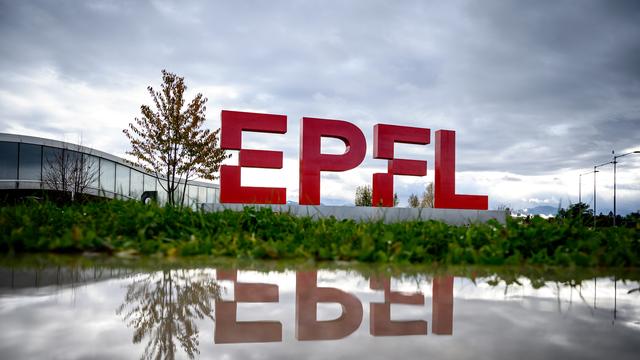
[1,0,639,211]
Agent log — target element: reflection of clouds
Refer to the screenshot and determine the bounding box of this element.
[0,267,638,359]
[0,279,141,359]
[3,1,640,209]
[454,277,639,305]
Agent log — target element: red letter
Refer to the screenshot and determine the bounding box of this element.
[220,110,287,204]
[372,124,430,207]
[434,130,488,210]
[299,118,366,205]
[214,270,282,343]
[432,276,454,335]
[370,276,427,336]
[296,271,363,340]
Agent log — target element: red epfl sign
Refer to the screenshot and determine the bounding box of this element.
[219,110,488,210]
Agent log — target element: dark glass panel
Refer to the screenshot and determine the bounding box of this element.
[0,141,18,180]
[83,154,100,189]
[42,146,62,190]
[18,143,41,180]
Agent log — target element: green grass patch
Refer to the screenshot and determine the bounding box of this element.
[1,200,638,267]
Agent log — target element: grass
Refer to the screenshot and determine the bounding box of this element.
[1,200,639,267]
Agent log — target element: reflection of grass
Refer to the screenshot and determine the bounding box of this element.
[1,200,639,267]
[1,252,640,285]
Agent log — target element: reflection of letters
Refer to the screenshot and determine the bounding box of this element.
[214,270,282,344]
[432,276,454,335]
[369,276,427,336]
[296,271,364,340]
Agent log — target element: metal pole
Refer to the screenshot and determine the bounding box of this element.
[614,276,617,320]
[613,156,617,227]
[579,170,596,205]
[611,150,639,227]
[579,174,582,204]
[593,166,597,228]
[592,161,614,229]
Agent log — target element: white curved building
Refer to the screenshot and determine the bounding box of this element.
[0,133,220,206]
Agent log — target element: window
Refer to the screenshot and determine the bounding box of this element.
[0,141,18,178]
[188,185,199,208]
[144,174,157,192]
[206,188,214,203]
[100,159,115,194]
[83,154,100,189]
[42,146,61,190]
[198,186,206,204]
[0,141,18,189]
[115,164,130,198]
[156,178,167,205]
[130,170,143,199]
[18,143,42,184]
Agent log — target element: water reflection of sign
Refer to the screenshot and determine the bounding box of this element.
[214,270,453,344]
[215,269,282,343]
[220,110,488,210]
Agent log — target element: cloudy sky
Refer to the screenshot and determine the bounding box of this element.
[1,0,639,212]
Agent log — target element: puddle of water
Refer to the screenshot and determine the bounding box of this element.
[0,256,638,359]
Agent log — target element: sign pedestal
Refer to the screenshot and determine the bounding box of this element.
[201,203,506,225]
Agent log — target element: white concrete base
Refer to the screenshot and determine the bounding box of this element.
[201,203,506,225]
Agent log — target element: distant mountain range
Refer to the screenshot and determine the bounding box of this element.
[511,205,559,217]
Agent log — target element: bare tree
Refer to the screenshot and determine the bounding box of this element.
[420,182,434,208]
[497,203,511,215]
[43,143,98,202]
[408,194,420,208]
[407,183,433,208]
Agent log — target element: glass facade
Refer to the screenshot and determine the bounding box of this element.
[175,182,186,205]
[115,164,130,198]
[206,188,213,203]
[42,146,61,190]
[188,185,199,208]
[83,154,100,190]
[0,142,18,185]
[0,137,219,206]
[156,179,167,204]
[130,170,143,200]
[99,159,115,195]
[144,174,156,192]
[198,186,206,205]
[65,150,81,183]
[18,143,41,188]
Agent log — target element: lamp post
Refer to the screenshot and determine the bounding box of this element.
[579,170,597,204]
[612,150,640,226]
[593,161,613,229]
